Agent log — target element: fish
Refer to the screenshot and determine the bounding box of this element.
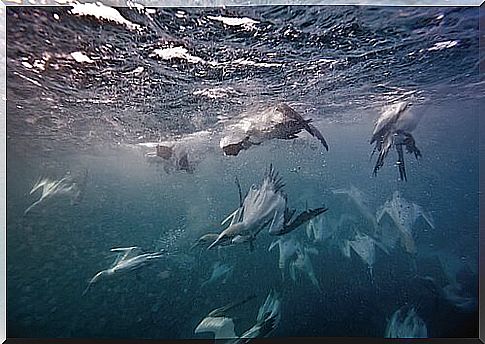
[385,306,428,338]
[376,191,435,255]
[82,247,164,295]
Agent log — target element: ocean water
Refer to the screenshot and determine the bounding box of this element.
[6,4,481,340]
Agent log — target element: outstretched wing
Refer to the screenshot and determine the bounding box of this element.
[307,123,329,151]
[275,207,329,236]
[110,246,139,265]
[234,291,281,343]
[194,316,236,339]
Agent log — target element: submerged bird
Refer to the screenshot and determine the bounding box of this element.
[195,291,281,343]
[331,185,379,235]
[220,102,328,156]
[305,212,334,243]
[385,306,428,338]
[208,164,328,250]
[416,276,477,312]
[289,244,321,292]
[194,294,257,340]
[83,247,164,295]
[269,234,300,279]
[191,233,227,250]
[370,99,423,181]
[201,261,234,288]
[376,191,435,255]
[233,290,281,343]
[25,174,80,214]
[348,232,388,279]
[139,130,214,173]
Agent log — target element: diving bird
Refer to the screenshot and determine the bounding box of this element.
[289,244,321,292]
[195,291,281,343]
[220,102,328,156]
[331,185,379,235]
[194,294,257,340]
[305,213,331,243]
[376,191,435,255]
[83,247,164,295]
[385,306,428,338]
[416,276,477,313]
[25,174,80,214]
[201,261,234,288]
[191,233,227,250]
[269,234,300,279]
[370,99,423,181]
[348,232,388,278]
[208,165,328,249]
[232,290,281,343]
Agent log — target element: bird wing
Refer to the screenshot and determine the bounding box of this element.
[307,123,329,151]
[194,316,237,339]
[276,206,329,236]
[110,247,140,264]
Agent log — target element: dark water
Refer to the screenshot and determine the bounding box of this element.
[6,4,481,339]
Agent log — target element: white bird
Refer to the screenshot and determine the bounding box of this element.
[220,102,328,156]
[376,191,435,255]
[194,295,257,340]
[370,99,423,181]
[269,234,300,279]
[305,213,334,243]
[208,164,286,250]
[201,261,234,288]
[195,292,280,343]
[208,165,327,249]
[235,290,281,342]
[442,283,477,312]
[83,247,164,295]
[385,306,428,338]
[289,244,321,292]
[331,185,379,235]
[25,175,79,214]
[348,232,388,279]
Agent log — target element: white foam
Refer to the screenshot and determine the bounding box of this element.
[13,72,42,87]
[207,15,258,29]
[428,40,458,51]
[70,51,94,63]
[233,58,282,68]
[21,61,33,69]
[150,46,205,64]
[69,2,141,31]
[193,87,236,99]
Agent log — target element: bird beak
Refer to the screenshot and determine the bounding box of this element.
[207,237,222,250]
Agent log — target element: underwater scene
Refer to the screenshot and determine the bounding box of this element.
[6,4,481,340]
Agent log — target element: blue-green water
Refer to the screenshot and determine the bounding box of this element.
[6,4,481,340]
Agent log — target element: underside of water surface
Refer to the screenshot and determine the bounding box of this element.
[6,3,481,340]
